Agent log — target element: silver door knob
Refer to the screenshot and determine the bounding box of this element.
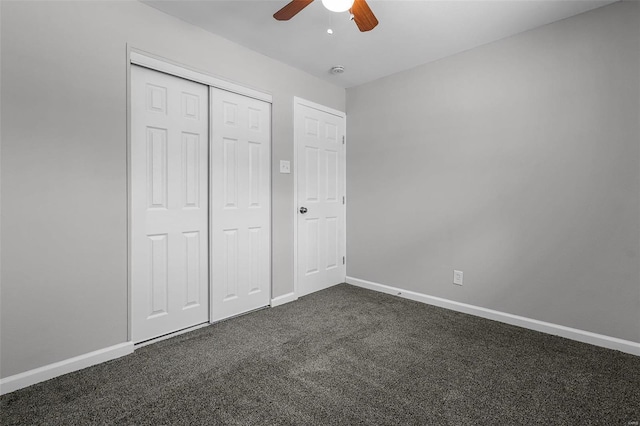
[299,207,308,214]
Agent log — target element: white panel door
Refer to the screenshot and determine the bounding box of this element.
[211,88,271,322]
[296,102,346,297]
[131,65,209,343]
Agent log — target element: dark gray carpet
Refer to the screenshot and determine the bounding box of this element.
[2,284,639,425]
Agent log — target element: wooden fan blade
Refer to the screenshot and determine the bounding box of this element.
[351,0,378,32]
[274,0,314,21]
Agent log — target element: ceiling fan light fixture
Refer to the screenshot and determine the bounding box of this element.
[321,0,354,13]
[273,0,378,32]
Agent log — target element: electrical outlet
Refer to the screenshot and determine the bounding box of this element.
[279,160,291,174]
[453,270,464,286]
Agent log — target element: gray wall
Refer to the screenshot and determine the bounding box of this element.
[0,1,345,378]
[346,2,640,343]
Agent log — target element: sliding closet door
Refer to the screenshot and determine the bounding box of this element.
[210,88,271,322]
[131,65,209,343]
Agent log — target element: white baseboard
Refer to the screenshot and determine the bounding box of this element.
[271,292,298,308]
[0,342,134,395]
[346,276,640,356]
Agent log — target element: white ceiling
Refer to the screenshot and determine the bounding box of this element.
[143,0,617,88]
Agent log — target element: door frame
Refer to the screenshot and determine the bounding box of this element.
[127,47,273,343]
[292,97,347,299]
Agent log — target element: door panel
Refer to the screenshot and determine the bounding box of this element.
[131,65,209,343]
[296,102,346,297]
[211,88,271,321]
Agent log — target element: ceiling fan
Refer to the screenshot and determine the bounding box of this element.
[274,0,379,32]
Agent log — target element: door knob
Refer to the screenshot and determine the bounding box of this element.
[299,206,308,214]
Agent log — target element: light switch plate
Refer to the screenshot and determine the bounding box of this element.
[280,160,291,174]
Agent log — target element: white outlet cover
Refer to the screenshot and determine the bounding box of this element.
[453,270,464,286]
[279,160,291,174]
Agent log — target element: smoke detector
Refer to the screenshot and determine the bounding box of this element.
[330,66,345,75]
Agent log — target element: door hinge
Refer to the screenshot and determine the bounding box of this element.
[343,256,345,265]
[342,196,345,205]
[342,135,345,145]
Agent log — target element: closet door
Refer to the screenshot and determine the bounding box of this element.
[131,65,209,343]
[210,88,271,321]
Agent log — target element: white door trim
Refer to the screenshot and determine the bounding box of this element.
[130,49,273,104]
[292,97,347,299]
[127,47,274,343]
